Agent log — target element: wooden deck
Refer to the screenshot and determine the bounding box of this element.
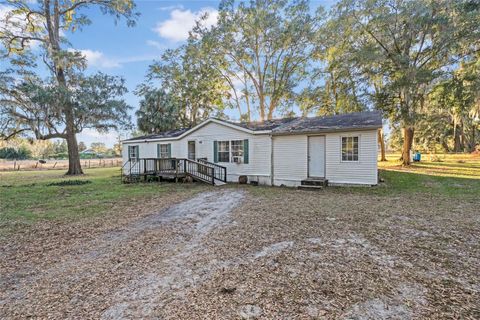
[121,158,227,186]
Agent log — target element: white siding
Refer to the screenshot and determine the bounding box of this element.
[122,121,272,184]
[176,122,272,183]
[272,130,378,186]
[273,135,308,187]
[122,120,378,186]
[325,130,378,185]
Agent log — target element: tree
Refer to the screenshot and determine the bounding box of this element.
[0,0,137,174]
[198,0,324,121]
[78,141,87,152]
[91,142,108,154]
[141,38,229,128]
[135,89,181,133]
[333,0,479,164]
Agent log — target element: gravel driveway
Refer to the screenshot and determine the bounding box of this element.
[1,187,478,319]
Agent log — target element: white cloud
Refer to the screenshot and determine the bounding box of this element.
[158,4,184,11]
[70,49,121,68]
[69,48,158,69]
[146,40,164,51]
[0,4,42,50]
[153,7,218,42]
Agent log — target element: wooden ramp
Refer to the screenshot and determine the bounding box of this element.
[121,158,227,186]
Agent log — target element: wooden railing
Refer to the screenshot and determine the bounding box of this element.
[121,157,226,185]
[197,158,227,183]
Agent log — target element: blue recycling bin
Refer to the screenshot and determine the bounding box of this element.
[413,152,421,162]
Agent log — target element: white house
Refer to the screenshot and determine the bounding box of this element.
[121,111,382,187]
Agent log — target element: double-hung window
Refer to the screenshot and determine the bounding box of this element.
[341,136,359,161]
[158,144,169,158]
[217,141,230,162]
[230,140,244,162]
[129,145,138,160]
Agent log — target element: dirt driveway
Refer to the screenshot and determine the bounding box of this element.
[1,187,479,319]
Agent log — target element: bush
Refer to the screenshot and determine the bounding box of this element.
[46,180,91,186]
[0,147,31,160]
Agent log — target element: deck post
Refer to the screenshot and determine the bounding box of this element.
[144,158,147,181]
[175,159,179,183]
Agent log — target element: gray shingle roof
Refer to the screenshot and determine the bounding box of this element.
[272,111,383,134]
[221,117,298,131]
[123,111,382,142]
[123,127,190,141]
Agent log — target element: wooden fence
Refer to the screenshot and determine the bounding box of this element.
[0,158,123,172]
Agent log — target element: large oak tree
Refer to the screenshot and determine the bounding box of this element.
[0,0,137,174]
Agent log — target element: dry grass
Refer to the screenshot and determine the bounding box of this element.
[1,182,478,319]
[0,158,122,171]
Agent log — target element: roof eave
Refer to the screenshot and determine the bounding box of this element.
[272,125,382,136]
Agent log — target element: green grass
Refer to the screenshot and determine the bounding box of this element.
[372,153,480,198]
[1,154,479,232]
[0,167,203,232]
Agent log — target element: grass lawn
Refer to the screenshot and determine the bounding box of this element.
[374,152,480,198]
[0,156,478,318]
[1,154,479,232]
[0,167,205,233]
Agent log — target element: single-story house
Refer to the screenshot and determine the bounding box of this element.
[121,111,382,186]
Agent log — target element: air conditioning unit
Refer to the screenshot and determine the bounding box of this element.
[232,156,242,164]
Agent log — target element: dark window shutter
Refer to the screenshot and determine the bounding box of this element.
[128,146,132,159]
[157,144,160,158]
[213,140,218,163]
[167,143,172,158]
[243,139,249,164]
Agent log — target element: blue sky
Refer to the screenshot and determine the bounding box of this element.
[69,0,339,146]
[1,0,338,147]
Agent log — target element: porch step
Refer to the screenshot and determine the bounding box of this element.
[298,185,324,191]
[214,179,227,186]
[301,178,328,187]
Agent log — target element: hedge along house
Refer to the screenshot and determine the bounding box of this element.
[121,111,383,187]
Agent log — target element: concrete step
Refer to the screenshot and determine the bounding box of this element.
[297,185,324,191]
[301,178,328,187]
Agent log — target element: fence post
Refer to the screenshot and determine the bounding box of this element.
[211,167,215,185]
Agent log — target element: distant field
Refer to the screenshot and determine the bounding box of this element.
[379,152,480,179]
[0,158,122,171]
[1,154,479,318]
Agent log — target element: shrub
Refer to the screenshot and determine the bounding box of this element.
[0,147,31,160]
[46,180,92,186]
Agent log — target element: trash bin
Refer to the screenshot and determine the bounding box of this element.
[413,152,421,162]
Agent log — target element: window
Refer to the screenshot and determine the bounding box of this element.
[158,144,169,158]
[231,140,244,162]
[217,141,230,162]
[342,136,359,161]
[188,141,196,160]
[129,145,138,160]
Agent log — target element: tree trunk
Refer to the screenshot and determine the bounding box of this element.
[453,118,461,152]
[378,128,387,161]
[259,93,265,122]
[65,131,83,175]
[401,127,414,166]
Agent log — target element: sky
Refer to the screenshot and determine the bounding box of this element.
[2,0,338,147]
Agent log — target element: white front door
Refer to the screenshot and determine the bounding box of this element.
[308,136,325,177]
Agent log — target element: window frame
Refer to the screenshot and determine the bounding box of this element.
[230,140,244,162]
[158,144,170,159]
[217,140,230,163]
[341,136,359,162]
[129,145,139,160]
